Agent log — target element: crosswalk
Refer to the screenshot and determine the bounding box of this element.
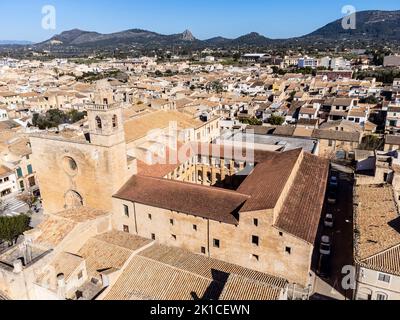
[4,198,27,212]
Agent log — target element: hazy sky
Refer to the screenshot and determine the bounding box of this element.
[1,0,399,42]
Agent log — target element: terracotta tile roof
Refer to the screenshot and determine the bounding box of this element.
[94,231,152,251]
[0,165,12,177]
[275,153,329,244]
[52,207,110,223]
[114,175,249,225]
[385,135,400,146]
[219,274,282,300]
[8,137,32,157]
[312,129,361,142]
[35,217,77,248]
[124,110,203,143]
[104,245,287,300]
[359,244,400,276]
[273,126,296,137]
[354,185,400,260]
[78,238,133,279]
[237,149,303,212]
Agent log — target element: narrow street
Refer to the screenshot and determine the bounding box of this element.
[311,167,355,300]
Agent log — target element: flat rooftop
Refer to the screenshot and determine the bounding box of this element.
[218,132,318,154]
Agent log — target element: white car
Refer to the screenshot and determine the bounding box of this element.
[324,214,334,228]
[320,236,332,256]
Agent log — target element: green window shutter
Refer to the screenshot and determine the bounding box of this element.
[17,168,23,178]
[27,165,33,175]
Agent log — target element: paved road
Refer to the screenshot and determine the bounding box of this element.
[311,167,355,300]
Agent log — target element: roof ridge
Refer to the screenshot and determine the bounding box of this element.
[136,174,251,198]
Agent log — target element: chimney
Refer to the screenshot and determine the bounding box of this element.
[13,260,23,274]
[57,273,66,299]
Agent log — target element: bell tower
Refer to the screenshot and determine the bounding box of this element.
[87,102,125,147]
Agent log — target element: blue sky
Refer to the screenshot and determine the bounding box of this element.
[1,0,400,42]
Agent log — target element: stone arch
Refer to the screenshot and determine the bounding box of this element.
[65,190,84,209]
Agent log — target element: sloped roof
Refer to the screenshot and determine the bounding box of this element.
[114,175,249,225]
[275,153,329,244]
[104,244,287,300]
[237,149,302,212]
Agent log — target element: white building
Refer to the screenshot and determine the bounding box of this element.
[298,57,319,69]
[0,165,18,200]
[0,107,9,121]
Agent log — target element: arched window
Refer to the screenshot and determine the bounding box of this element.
[95,116,102,129]
[112,115,118,129]
[376,292,388,301]
[65,190,84,209]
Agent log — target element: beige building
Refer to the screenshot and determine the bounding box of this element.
[29,89,130,214]
[312,120,363,158]
[113,147,329,289]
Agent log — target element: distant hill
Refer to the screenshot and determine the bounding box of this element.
[299,10,400,43]
[36,28,203,49]
[0,40,33,45]
[9,10,400,52]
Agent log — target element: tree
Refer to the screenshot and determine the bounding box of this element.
[0,215,31,246]
[287,91,296,103]
[32,109,86,130]
[360,135,384,151]
[210,81,223,94]
[269,114,285,126]
[67,110,86,124]
[241,117,263,126]
[18,192,38,212]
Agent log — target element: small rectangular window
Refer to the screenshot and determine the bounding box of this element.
[170,219,174,226]
[253,218,259,227]
[252,236,259,246]
[148,214,152,220]
[151,233,156,240]
[286,247,292,255]
[201,247,206,254]
[78,271,83,280]
[172,234,177,241]
[378,273,391,284]
[193,224,197,231]
[123,225,129,233]
[213,239,220,248]
[123,205,129,217]
[279,232,283,237]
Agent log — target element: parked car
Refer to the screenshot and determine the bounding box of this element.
[329,175,339,188]
[324,213,334,228]
[320,235,332,256]
[327,190,337,205]
[318,254,331,279]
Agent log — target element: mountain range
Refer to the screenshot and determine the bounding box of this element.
[5,10,400,51]
[0,40,33,45]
